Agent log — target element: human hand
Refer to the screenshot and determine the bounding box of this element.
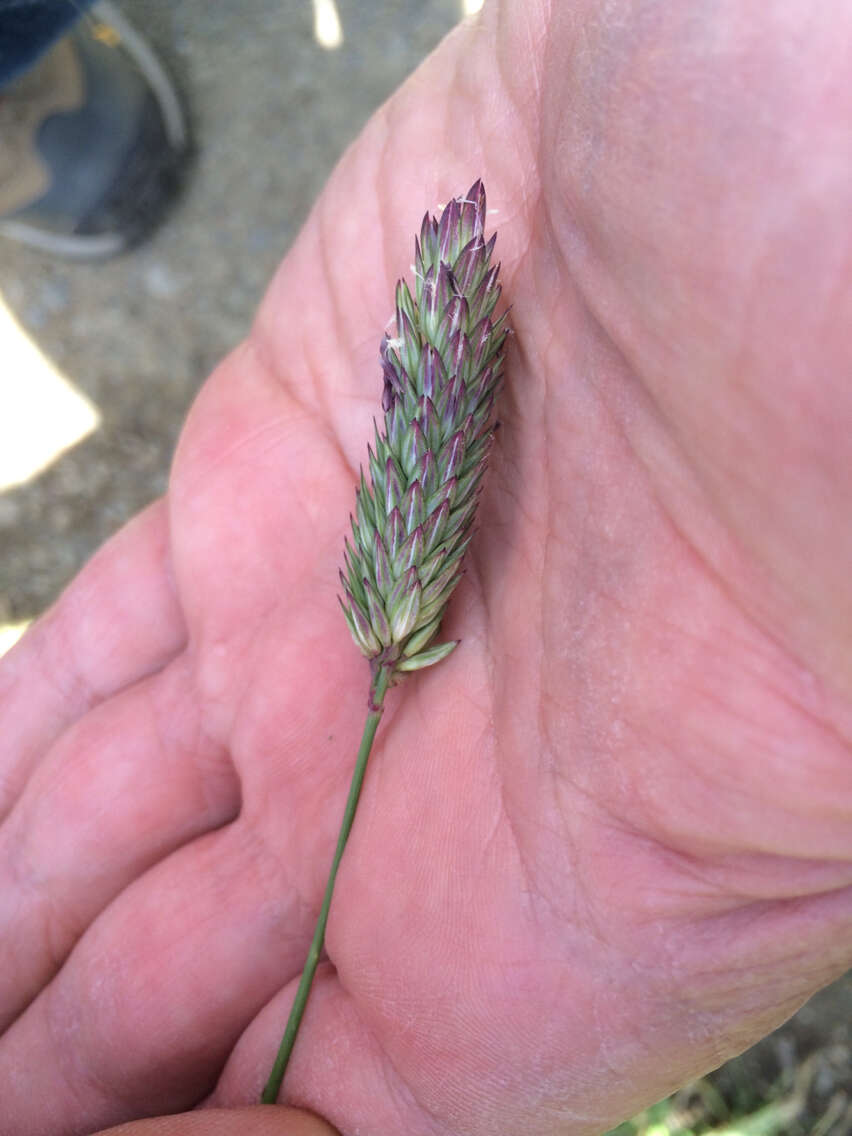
[2,1,851,1133]
[99,1107,336,1136]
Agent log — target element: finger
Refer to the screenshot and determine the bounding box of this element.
[97,1106,339,1135]
[0,814,329,1135]
[0,500,187,819]
[0,652,238,1032]
[211,969,427,1135]
[5,666,509,1136]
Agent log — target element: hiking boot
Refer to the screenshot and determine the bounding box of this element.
[0,1,188,259]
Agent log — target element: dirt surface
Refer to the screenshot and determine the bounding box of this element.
[0,2,848,1131]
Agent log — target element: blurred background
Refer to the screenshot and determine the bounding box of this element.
[0,1,849,1132]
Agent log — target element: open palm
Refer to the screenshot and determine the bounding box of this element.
[2,3,852,1134]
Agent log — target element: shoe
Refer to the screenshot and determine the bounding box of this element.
[0,1,188,259]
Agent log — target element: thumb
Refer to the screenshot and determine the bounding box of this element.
[96,1105,341,1136]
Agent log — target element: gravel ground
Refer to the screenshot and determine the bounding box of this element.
[0,2,849,1130]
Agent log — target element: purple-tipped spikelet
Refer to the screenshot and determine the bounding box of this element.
[339,181,508,677]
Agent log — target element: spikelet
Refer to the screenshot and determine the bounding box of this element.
[339,181,508,677]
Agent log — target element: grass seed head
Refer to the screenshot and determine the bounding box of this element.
[341,180,509,677]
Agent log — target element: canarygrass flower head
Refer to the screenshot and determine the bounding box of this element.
[340,180,508,676]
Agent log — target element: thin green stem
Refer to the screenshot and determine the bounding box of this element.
[261,665,392,1105]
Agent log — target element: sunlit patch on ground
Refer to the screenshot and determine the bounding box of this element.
[0,294,100,492]
[0,620,30,657]
[312,0,343,49]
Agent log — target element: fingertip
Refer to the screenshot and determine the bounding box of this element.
[95,1105,340,1136]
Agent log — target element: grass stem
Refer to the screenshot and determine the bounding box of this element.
[261,664,392,1104]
